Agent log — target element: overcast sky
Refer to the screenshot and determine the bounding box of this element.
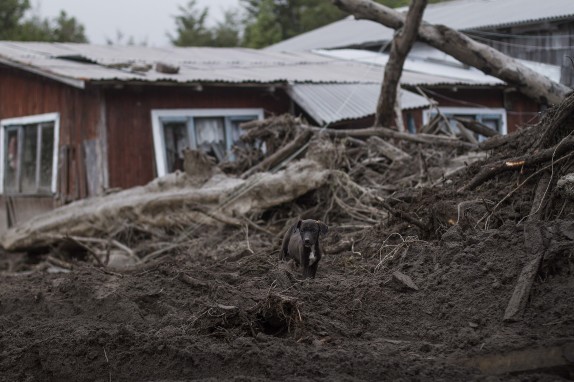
[32,0,242,46]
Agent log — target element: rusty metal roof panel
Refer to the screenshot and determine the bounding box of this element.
[288,84,432,125]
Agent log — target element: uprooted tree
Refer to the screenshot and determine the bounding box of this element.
[332,0,570,105]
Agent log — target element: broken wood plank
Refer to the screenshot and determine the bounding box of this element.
[503,223,546,322]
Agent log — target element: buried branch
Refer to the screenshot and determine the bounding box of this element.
[460,136,574,192]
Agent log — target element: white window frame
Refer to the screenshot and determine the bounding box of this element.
[0,112,60,194]
[422,107,507,135]
[151,108,264,177]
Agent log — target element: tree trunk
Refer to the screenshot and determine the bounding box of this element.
[332,0,570,105]
[375,0,427,128]
[300,124,475,148]
[1,159,331,252]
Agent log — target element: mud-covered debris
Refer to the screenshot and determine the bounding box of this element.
[387,270,419,291]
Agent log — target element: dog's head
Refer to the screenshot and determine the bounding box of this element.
[297,219,328,248]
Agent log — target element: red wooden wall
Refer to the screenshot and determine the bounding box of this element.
[103,85,291,189]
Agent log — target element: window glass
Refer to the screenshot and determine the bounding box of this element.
[4,128,19,192]
[20,125,38,193]
[154,111,263,175]
[229,119,243,143]
[480,117,500,131]
[39,123,55,190]
[2,118,57,194]
[428,110,504,140]
[162,121,188,173]
[194,117,225,161]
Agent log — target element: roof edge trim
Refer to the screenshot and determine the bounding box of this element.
[0,57,85,89]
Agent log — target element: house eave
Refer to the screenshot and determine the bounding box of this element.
[0,57,86,89]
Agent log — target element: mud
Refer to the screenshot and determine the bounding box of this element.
[1,219,573,381]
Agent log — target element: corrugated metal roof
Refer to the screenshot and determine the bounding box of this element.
[0,41,507,89]
[288,84,431,125]
[315,48,506,86]
[266,0,574,51]
[0,42,388,87]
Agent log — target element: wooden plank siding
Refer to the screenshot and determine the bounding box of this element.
[103,85,291,189]
[0,65,104,229]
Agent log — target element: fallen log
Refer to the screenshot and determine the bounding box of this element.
[366,136,411,161]
[1,159,331,252]
[455,118,499,138]
[455,121,479,145]
[300,125,475,149]
[332,0,570,105]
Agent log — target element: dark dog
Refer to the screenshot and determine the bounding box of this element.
[281,219,328,279]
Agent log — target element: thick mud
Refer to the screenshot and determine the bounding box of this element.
[1,220,572,381]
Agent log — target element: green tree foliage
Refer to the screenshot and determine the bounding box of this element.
[0,0,87,42]
[169,0,214,46]
[50,11,87,42]
[170,1,243,47]
[241,0,347,48]
[211,9,243,47]
[0,0,30,39]
[17,11,87,42]
[241,0,283,48]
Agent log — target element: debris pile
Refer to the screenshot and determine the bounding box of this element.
[1,95,573,381]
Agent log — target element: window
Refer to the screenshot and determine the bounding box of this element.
[151,109,263,176]
[0,113,59,195]
[423,107,507,141]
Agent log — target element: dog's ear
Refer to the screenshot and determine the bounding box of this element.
[317,220,328,236]
[296,220,302,230]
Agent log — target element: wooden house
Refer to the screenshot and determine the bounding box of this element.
[0,42,549,232]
